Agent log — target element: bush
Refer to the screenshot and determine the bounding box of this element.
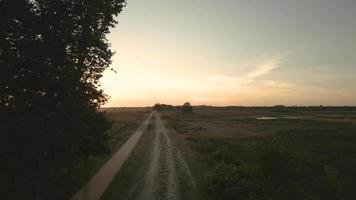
[203,140,343,200]
[182,102,193,114]
[205,163,257,200]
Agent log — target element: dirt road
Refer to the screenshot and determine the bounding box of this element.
[126,111,198,200]
[70,113,153,200]
[71,111,198,200]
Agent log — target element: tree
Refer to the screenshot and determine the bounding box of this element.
[182,102,193,113]
[0,0,125,199]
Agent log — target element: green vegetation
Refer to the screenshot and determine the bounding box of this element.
[201,131,352,200]
[162,107,356,200]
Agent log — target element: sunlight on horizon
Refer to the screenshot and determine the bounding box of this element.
[101,0,356,107]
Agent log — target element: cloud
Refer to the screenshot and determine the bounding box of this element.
[245,59,279,79]
[243,53,290,82]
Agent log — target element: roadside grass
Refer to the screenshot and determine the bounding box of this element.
[100,117,155,200]
[60,108,150,200]
[161,107,356,200]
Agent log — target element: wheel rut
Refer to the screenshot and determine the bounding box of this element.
[131,111,197,200]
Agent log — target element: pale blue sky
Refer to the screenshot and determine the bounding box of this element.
[102,0,356,106]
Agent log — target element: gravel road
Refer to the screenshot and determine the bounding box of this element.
[128,111,198,200]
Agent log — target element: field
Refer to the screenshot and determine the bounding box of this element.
[65,106,356,200]
[160,106,356,200]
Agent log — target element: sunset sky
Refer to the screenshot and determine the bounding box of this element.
[101,0,356,107]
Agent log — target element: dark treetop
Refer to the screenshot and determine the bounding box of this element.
[0,1,125,199]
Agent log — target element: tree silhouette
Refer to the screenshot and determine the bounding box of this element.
[0,0,125,199]
[182,102,193,113]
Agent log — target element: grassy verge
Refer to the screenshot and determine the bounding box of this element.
[60,108,151,200]
[100,117,155,200]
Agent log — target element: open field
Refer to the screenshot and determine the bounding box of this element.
[65,106,356,200]
[161,106,356,200]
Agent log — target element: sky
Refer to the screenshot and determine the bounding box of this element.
[101,0,356,107]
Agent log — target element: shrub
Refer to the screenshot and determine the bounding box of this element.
[203,140,343,200]
[182,102,193,114]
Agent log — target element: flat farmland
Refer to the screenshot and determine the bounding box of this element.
[161,106,356,200]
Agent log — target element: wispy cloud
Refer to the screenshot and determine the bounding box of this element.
[243,53,290,82]
[245,58,279,79]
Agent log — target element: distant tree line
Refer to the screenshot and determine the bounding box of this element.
[154,102,193,114]
[0,1,125,199]
[154,103,174,111]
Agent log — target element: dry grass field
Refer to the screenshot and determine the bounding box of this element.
[161,106,356,200]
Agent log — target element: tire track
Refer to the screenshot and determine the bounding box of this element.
[132,111,197,200]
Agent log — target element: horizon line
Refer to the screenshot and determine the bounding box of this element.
[101,105,356,108]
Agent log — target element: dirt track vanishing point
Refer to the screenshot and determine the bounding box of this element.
[129,111,197,200]
[71,111,197,200]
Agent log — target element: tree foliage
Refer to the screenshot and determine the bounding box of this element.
[0,0,125,199]
[182,102,193,113]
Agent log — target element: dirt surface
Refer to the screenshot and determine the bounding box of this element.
[70,113,153,200]
[109,111,198,200]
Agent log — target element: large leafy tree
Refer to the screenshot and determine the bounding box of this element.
[0,0,125,199]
